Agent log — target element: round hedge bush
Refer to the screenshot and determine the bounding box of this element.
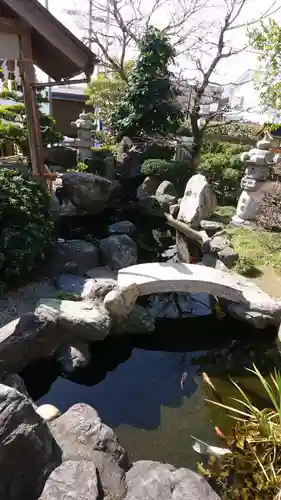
[198,152,244,203]
[143,144,175,161]
[0,168,54,290]
[141,158,195,193]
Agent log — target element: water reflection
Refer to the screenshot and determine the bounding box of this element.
[37,350,199,430]
[22,317,280,469]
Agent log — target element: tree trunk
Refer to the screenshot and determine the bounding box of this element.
[190,110,202,166]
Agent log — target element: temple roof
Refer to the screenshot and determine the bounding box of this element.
[0,0,97,80]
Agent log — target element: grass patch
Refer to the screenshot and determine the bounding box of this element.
[210,205,235,225]
[212,206,281,274]
[234,256,263,278]
[54,291,82,301]
[227,227,281,273]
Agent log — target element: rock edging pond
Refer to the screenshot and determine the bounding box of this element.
[0,380,220,500]
[1,257,281,374]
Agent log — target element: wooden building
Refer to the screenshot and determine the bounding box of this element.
[51,89,91,137]
[0,0,97,178]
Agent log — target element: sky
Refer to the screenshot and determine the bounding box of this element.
[38,0,281,83]
[37,0,281,117]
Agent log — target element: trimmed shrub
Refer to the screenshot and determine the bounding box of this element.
[201,140,245,155]
[44,146,77,169]
[93,131,117,146]
[204,122,261,142]
[91,145,118,158]
[258,182,281,231]
[143,144,174,161]
[88,145,117,176]
[198,152,244,203]
[141,158,195,193]
[0,169,54,290]
[176,125,192,136]
[67,162,89,173]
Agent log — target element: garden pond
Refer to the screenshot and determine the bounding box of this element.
[22,316,279,470]
[21,209,281,471]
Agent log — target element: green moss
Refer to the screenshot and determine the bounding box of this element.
[226,227,281,273]
[212,207,281,274]
[234,256,262,278]
[54,291,81,301]
[141,158,195,193]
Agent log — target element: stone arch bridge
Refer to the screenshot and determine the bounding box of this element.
[104,262,281,325]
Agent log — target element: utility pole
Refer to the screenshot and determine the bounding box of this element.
[45,0,52,116]
[88,0,93,51]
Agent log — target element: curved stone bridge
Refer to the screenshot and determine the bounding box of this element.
[112,262,281,320]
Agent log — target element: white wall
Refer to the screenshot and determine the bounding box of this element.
[223,72,281,123]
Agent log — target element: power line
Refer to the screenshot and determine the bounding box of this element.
[45,0,52,115]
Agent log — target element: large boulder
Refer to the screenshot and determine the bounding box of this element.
[52,239,99,275]
[156,180,177,198]
[0,383,61,500]
[108,220,136,236]
[91,450,127,499]
[138,196,165,217]
[112,305,155,334]
[104,284,139,319]
[157,194,178,211]
[55,341,91,373]
[1,373,30,399]
[36,299,112,343]
[137,176,161,199]
[50,403,129,470]
[201,253,229,272]
[217,246,239,269]
[178,174,217,228]
[86,266,118,280]
[81,277,117,301]
[0,308,63,373]
[55,274,117,300]
[39,460,99,500]
[227,303,275,329]
[55,274,89,295]
[147,293,212,319]
[205,233,239,269]
[176,232,190,263]
[116,143,143,178]
[62,172,113,214]
[100,234,137,270]
[200,220,223,237]
[125,461,220,500]
[169,203,180,219]
[209,234,229,252]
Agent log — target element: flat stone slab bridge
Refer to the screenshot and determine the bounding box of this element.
[113,262,281,320]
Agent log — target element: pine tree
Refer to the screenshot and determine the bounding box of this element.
[0,88,62,156]
[110,27,183,138]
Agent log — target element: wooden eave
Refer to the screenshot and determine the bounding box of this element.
[0,0,97,80]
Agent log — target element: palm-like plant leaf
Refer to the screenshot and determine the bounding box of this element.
[202,365,281,498]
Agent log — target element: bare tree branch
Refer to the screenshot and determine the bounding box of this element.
[180,0,279,153]
[67,0,279,156]
[229,0,281,30]
[67,0,206,78]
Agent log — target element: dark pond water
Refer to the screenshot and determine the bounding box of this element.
[23,209,280,470]
[22,317,280,470]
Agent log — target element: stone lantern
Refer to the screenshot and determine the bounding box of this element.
[71,111,93,163]
[232,132,275,226]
